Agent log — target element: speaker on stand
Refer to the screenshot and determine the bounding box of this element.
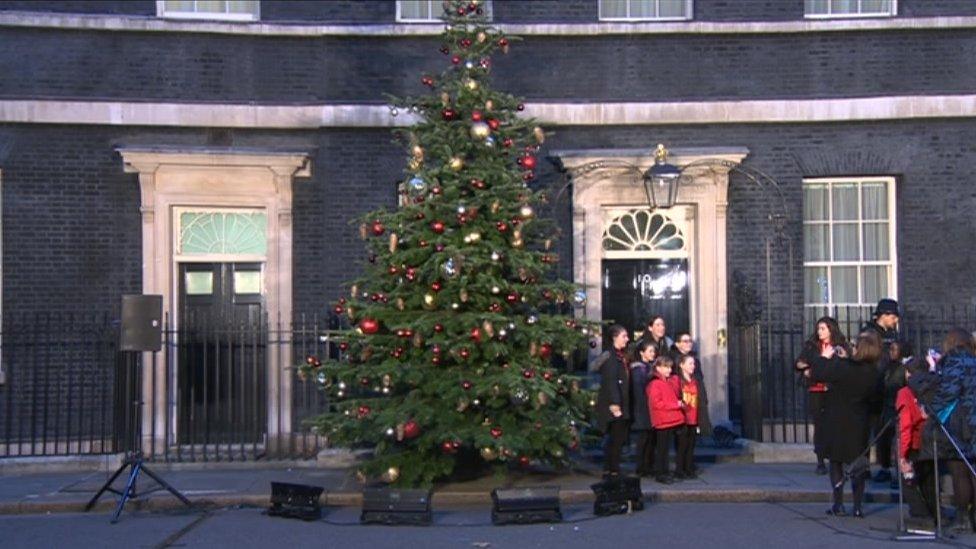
[86,295,191,523]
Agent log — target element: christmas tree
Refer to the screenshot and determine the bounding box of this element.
[300,0,596,488]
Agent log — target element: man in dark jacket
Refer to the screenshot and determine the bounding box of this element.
[861,298,900,484]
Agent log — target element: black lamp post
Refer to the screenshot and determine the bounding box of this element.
[642,143,681,210]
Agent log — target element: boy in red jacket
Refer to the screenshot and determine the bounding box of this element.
[675,355,702,479]
[647,356,684,484]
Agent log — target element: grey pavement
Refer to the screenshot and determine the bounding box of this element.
[1,503,973,549]
[0,459,920,515]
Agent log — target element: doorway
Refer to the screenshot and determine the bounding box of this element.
[601,258,690,344]
[177,262,265,444]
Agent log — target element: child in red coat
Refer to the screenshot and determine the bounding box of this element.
[897,358,938,521]
[647,355,684,484]
[675,355,702,479]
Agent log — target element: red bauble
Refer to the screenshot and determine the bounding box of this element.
[403,420,421,439]
[518,456,531,468]
[371,220,385,236]
[432,356,441,365]
[543,371,554,381]
[431,186,442,195]
[471,110,483,121]
[442,109,457,120]
[539,343,552,360]
[451,55,461,65]
[339,342,349,351]
[502,137,513,148]
[490,426,503,438]
[333,305,344,315]
[433,323,444,333]
[405,267,417,281]
[470,327,482,343]
[523,172,535,181]
[459,348,471,360]
[359,318,380,334]
[357,405,371,418]
[461,380,472,390]
[487,118,500,131]
[489,303,502,313]
[360,376,370,386]
[522,369,535,379]
[419,239,429,248]
[435,243,446,252]
[506,292,518,304]
[516,103,525,111]
[498,38,509,47]
[521,155,537,170]
[441,440,457,454]
[496,221,509,232]
[431,281,442,292]
[470,178,485,189]
[432,345,441,355]
[431,221,446,234]
[388,265,399,275]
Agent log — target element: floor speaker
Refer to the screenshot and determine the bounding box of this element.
[267,482,324,521]
[591,476,644,516]
[120,294,163,352]
[360,487,432,525]
[491,486,562,525]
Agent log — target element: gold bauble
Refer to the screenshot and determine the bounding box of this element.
[408,158,422,171]
[533,126,545,144]
[519,204,534,219]
[480,447,498,461]
[356,470,368,483]
[389,232,398,253]
[464,78,478,91]
[459,289,469,302]
[424,293,436,308]
[491,200,501,214]
[469,121,491,140]
[449,157,464,171]
[396,297,405,311]
[476,31,487,43]
[382,374,392,387]
[537,391,549,406]
[485,99,494,111]
[350,284,358,297]
[381,466,400,483]
[482,320,494,337]
[412,145,424,160]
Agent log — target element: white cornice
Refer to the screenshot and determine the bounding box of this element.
[1,96,975,128]
[0,11,974,36]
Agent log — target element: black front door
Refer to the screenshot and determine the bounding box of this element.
[178,262,265,445]
[601,258,691,345]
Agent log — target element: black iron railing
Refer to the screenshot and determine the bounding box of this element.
[0,312,338,461]
[730,304,976,442]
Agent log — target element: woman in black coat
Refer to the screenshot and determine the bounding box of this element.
[808,330,883,518]
[596,324,631,477]
[629,339,656,476]
[795,316,849,475]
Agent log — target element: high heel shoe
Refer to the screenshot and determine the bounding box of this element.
[826,504,847,517]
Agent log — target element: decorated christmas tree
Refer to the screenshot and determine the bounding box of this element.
[300,0,597,488]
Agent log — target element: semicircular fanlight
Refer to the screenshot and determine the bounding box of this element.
[602,210,685,252]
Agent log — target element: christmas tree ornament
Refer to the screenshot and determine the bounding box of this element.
[485,99,494,110]
[505,292,518,304]
[491,286,500,294]
[357,405,371,418]
[359,223,369,239]
[526,313,539,325]
[408,158,422,171]
[518,456,531,468]
[498,37,509,53]
[480,447,498,461]
[350,284,358,297]
[471,110,483,121]
[490,200,501,213]
[442,108,457,120]
[539,343,552,360]
[522,369,535,379]
[573,289,587,306]
[421,76,434,87]
[510,388,529,405]
[476,31,487,43]
[442,258,456,276]
[434,323,444,333]
[491,251,501,261]
[457,397,470,411]
[459,348,471,360]
[413,331,423,347]
[533,126,545,144]
[451,55,461,64]
[389,107,399,117]
[431,220,446,234]
[402,420,420,439]
[387,427,396,437]
[487,118,500,131]
[371,219,386,236]
[529,341,538,357]
[490,426,503,438]
[441,440,458,454]
[449,157,464,170]
[464,78,478,91]
[470,327,482,342]
[338,342,349,352]
[519,204,534,219]
[469,121,490,139]
[517,103,525,111]
[408,176,426,193]
[389,232,398,252]
[502,137,513,148]
[544,238,553,250]
[459,288,469,302]
[333,304,345,315]
[381,466,400,483]
[537,391,549,406]
[482,320,494,337]
[495,221,509,232]
[423,293,435,307]
[359,318,380,334]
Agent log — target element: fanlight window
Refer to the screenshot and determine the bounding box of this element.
[178,211,267,256]
[603,210,685,252]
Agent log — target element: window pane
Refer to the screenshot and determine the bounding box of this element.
[862,266,888,303]
[863,222,889,260]
[804,224,830,261]
[804,184,829,221]
[227,1,258,15]
[658,0,687,18]
[831,183,858,221]
[861,182,888,220]
[805,266,829,305]
[234,270,261,295]
[400,0,427,19]
[629,0,653,18]
[831,266,858,303]
[601,0,628,18]
[832,223,859,261]
[830,0,857,14]
[806,0,828,14]
[197,1,226,14]
[185,271,214,295]
[165,0,195,11]
[180,211,268,255]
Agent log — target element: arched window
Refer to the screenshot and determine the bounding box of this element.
[602,209,686,254]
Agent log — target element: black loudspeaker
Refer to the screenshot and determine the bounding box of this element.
[491,486,562,525]
[120,295,163,352]
[360,487,432,525]
[591,476,644,516]
[267,482,325,521]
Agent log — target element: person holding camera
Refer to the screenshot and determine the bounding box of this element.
[807,330,884,518]
[795,316,850,475]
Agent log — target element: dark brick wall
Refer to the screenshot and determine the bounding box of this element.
[1,27,974,103]
[0,1,153,15]
[2,119,974,321]
[261,1,393,23]
[901,0,976,17]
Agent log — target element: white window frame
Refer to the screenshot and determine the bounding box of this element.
[397,0,492,23]
[802,176,898,318]
[804,0,896,19]
[598,0,693,22]
[156,1,260,22]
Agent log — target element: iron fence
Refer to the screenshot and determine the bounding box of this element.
[0,312,338,461]
[730,304,976,442]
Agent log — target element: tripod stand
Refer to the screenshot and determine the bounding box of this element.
[85,348,191,523]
